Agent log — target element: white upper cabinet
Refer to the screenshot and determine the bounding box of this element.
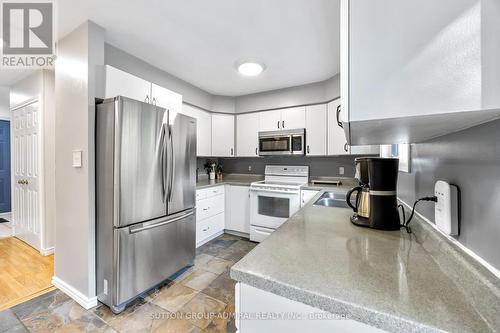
[151,84,182,124]
[259,107,306,132]
[237,113,260,157]
[211,114,235,157]
[259,110,282,132]
[328,99,350,155]
[104,65,151,102]
[305,104,327,156]
[342,0,500,144]
[182,104,212,156]
[281,106,306,130]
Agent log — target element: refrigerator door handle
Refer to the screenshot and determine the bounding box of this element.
[129,210,194,234]
[159,123,168,203]
[167,124,175,202]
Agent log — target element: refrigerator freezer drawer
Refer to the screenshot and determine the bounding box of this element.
[114,210,195,306]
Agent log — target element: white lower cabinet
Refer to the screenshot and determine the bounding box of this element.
[195,186,225,247]
[300,190,319,207]
[236,283,387,333]
[227,185,251,234]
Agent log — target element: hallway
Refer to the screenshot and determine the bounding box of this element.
[0,237,55,311]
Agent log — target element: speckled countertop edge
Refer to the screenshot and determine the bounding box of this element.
[230,189,500,333]
[230,268,442,333]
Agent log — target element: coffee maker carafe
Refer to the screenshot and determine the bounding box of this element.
[346,157,400,230]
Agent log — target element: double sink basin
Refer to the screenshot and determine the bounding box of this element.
[313,191,350,208]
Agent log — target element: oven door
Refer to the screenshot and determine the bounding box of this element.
[249,188,300,229]
[258,135,291,156]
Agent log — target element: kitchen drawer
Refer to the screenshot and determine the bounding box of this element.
[196,212,224,245]
[196,185,225,201]
[196,194,224,221]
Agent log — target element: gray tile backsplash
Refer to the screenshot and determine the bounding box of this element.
[197,155,359,178]
[398,118,500,272]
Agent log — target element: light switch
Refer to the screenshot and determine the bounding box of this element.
[339,167,345,175]
[72,150,82,168]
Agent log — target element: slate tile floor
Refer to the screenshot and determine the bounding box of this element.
[0,234,257,333]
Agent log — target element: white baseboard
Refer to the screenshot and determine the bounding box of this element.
[40,246,54,256]
[224,229,249,239]
[196,230,224,248]
[398,198,500,279]
[52,276,98,309]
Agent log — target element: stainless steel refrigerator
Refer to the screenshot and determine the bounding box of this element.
[95,96,196,313]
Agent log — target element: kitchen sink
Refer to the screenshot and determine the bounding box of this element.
[313,192,350,208]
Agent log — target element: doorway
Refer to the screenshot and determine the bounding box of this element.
[0,98,54,311]
[0,119,12,238]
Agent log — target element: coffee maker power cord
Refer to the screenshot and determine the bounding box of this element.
[399,196,438,233]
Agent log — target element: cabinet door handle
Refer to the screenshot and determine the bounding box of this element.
[336,105,343,128]
[277,121,280,129]
[282,120,285,128]
[307,145,310,154]
[230,148,234,156]
[255,147,258,155]
[152,97,156,105]
[145,95,150,103]
[344,142,349,152]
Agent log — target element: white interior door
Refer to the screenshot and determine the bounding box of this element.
[12,100,41,251]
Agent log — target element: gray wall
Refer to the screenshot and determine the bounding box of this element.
[104,43,235,113]
[105,43,339,114]
[234,75,340,113]
[398,118,500,271]
[199,155,357,178]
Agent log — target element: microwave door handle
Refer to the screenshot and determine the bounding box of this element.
[289,136,293,153]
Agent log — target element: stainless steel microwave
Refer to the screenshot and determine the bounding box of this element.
[258,129,305,156]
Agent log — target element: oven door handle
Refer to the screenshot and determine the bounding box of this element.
[250,188,300,195]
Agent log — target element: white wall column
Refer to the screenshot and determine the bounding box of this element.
[53,20,104,309]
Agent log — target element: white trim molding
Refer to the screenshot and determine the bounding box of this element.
[52,276,98,309]
[40,246,54,256]
[399,199,500,279]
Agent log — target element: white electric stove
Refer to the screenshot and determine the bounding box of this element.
[249,165,309,242]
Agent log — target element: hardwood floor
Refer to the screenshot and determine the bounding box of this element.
[0,237,55,311]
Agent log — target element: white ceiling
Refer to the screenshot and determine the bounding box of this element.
[57,0,340,96]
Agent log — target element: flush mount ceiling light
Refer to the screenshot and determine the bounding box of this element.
[237,61,265,76]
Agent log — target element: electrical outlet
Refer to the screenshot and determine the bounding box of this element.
[248,165,252,172]
[434,180,459,236]
[339,167,344,175]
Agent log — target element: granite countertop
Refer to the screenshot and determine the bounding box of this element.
[197,174,358,191]
[230,191,500,333]
[196,174,264,189]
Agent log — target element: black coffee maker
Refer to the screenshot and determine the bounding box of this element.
[346,157,400,230]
